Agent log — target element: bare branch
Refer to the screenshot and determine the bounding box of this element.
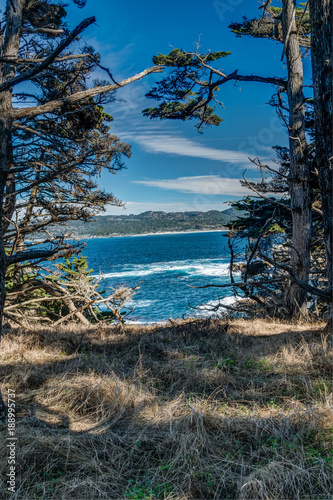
[93,60,121,86]
[14,66,164,119]
[242,170,290,209]
[217,70,287,89]
[6,243,74,265]
[0,53,91,64]
[259,253,332,301]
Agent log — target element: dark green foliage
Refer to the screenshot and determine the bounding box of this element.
[58,254,93,280]
[226,197,291,239]
[5,264,53,320]
[228,4,310,46]
[23,2,67,33]
[143,102,222,125]
[229,16,283,41]
[144,49,231,130]
[54,254,98,321]
[47,209,241,237]
[152,48,230,67]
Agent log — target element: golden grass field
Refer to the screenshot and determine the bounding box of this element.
[0,318,332,499]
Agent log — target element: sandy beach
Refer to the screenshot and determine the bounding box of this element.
[82,229,228,239]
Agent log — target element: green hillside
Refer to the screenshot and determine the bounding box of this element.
[56,209,240,237]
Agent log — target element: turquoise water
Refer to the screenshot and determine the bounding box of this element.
[83,231,238,323]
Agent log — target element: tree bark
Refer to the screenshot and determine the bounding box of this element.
[282,0,312,318]
[0,0,25,423]
[309,0,333,331]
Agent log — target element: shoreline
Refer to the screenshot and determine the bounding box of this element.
[27,229,229,244]
[78,229,228,239]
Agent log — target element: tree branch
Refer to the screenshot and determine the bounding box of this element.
[242,171,290,209]
[14,66,164,119]
[259,253,332,301]
[0,53,91,65]
[0,17,96,92]
[213,70,287,89]
[6,244,74,266]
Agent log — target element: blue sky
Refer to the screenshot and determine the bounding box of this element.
[67,0,312,214]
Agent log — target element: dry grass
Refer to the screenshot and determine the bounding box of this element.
[0,318,332,499]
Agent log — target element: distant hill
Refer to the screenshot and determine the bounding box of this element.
[53,209,240,237]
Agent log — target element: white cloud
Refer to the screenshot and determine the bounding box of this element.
[133,175,254,197]
[123,133,261,167]
[104,200,231,215]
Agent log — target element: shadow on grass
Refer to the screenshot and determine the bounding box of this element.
[0,319,332,499]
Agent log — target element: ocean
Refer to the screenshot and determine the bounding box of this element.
[83,231,239,323]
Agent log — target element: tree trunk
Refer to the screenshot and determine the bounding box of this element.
[282,0,312,319]
[0,100,12,424]
[309,0,333,332]
[0,0,25,423]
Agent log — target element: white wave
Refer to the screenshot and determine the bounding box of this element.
[94,269,158,278]
[124,319,168,325]
[194,263,231,277]
[126,299,157,308]
[92,258,236,280]
[219,296,236,307]
[137,300,157,308]
[195,295,237,318]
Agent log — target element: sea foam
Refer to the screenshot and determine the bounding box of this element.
[93,258,236,280]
